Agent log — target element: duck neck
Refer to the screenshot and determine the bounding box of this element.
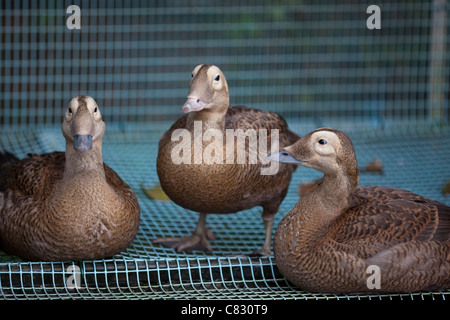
[186,107,227,133]
[294,168,357,246]
[63,139,105,180]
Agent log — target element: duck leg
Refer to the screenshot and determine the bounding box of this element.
[250,208,276,257]
[153,213,216,252]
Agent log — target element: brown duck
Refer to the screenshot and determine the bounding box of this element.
[155,64,299,255]
[269,128,450,293]
[0,96,140,261]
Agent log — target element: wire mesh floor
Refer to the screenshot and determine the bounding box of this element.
[0,123,449,300]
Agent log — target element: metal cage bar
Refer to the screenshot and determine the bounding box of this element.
[0,0,449,300]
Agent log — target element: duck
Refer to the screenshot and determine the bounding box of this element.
[268,128,450,293]
[155,64,299,256]
[0,96,140,261]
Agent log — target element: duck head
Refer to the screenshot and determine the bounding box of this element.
[182,64,229,115]
[268,128,359,179]
[62,96,105,153]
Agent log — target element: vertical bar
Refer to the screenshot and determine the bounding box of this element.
[428,0,447,122]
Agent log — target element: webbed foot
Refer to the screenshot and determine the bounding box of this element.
[153,213,215,252]
[153,228,216,252]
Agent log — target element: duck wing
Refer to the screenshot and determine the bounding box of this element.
[225,106,300,146]
[0,152,65,198]
[333,186,449,257]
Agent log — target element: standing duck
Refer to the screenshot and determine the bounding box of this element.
[155,64,299,256]
[269,128,450,293]
[0,96,140,261]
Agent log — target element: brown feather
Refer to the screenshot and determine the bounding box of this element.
[157,105,298,214]
[0,96,140,261]
[156,65,299,254]
[273,128,450,293]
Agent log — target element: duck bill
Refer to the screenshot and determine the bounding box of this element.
[266,150,304,164]
[181,98,207,113]
[73,134,93,153]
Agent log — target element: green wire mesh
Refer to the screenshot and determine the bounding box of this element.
[1,0,450,300]
[1,0,449,130]
[0,128,449,300]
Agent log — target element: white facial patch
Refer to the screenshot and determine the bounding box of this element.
[310,130,340,156]
[207,66,225,91]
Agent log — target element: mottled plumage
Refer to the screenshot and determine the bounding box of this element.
[271,128,450,293]
[158,106,298,214]
[0,96,140,261]
[155,65,299,255]
[333,186,450,258]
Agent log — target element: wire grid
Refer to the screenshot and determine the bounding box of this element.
[0,128,449,300]
[1,0,449,130]
[0,0,450,300]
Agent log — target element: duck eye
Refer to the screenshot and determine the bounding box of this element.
[191,73,194,78]
[318,139,327,145]
[68,108,72,114]
[214,75,220,81]
[94,107,98,113]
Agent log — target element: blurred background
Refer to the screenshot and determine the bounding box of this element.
[0,0,449,299]
[1,0,448,131]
